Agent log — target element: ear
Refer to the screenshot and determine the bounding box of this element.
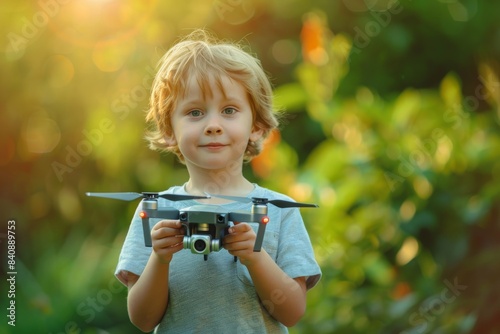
[164,133,177,147]
[249,126,264,143]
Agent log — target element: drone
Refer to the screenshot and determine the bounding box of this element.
[86,191,318,261]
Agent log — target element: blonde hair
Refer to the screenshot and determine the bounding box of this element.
[145,29,279,163]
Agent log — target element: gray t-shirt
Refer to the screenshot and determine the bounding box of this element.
[115,184,321,333]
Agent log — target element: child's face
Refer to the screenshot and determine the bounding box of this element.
[167,73,263,171]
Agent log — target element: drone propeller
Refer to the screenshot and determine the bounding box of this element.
[86,192,210,202]
[264,199,318,208]
[208,194,318,208]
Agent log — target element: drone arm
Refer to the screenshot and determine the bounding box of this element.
[141,216,152,247]
[253,221,267,252]
[139,207,180,247]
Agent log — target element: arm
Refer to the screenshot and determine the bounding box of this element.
[126,220,184,332]
[224,223,307,327]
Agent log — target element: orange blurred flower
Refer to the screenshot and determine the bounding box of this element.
[300,12,328,65]
[391,281,412,299]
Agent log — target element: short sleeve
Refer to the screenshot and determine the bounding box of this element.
[275,207,322,290]
[114,202,152,286]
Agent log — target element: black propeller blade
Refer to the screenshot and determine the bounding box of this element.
[266,199,318,208]
[158,193,211,201]
[208,194,318,208]
[86,192,210,201]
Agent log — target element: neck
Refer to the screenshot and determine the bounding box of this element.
[184,164,254,197]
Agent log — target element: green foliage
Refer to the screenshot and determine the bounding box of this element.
[1,0,499,333]
[285,16,499,334]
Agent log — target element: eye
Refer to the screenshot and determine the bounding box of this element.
[188,109,203,117]
[222,107,237,115]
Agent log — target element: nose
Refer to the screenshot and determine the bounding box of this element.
[205,124,223,135]
[204,114,223,135]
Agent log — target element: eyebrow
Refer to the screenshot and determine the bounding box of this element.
[177,96,246,109]
[176,99,203,110]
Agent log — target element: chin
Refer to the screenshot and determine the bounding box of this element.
[190,159,233,170]
[185,152,245,171]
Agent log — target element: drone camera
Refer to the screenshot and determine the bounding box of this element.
[184,234,221,255]
[194,239,206,252]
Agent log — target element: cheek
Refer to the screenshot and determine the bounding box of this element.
[175,129,197,149]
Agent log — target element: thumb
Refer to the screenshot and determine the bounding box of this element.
[229,221,239,233]
[229,222,251,233]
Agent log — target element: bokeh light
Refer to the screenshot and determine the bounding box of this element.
[21,112,61,153]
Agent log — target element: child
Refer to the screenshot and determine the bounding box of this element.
[115,29,321,333]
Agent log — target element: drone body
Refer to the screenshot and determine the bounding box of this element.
[86,191,317,261]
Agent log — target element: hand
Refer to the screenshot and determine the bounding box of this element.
[151,220,185,264]
[223,222,262,266]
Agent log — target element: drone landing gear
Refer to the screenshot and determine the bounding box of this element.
[203,255,236,262]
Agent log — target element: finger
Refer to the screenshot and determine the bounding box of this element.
[153,220,184,237]
[153,234,184,249]
[152,227,184,241]
[229,222,251,234]
[152,227,184,243]
[225,239,254,254]
[224,232,253,248]
[153,219,181,230]
[169,241,184,251]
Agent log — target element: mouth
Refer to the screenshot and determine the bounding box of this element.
[200,143,227,149]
